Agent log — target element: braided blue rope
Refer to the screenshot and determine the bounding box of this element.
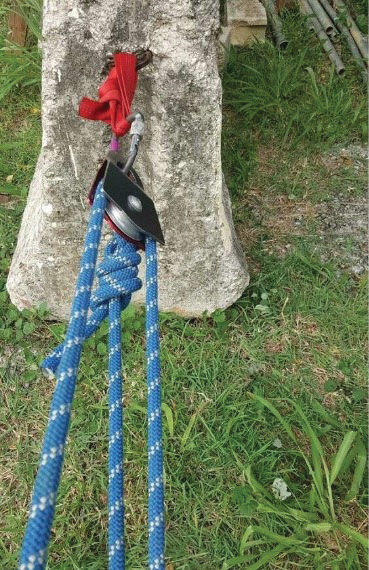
[19,182,165,569]
[145,238,165,570]
[19,180,107,570]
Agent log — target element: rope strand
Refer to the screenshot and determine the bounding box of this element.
[145,238,165,570]
[19,181,107,570]
[19,186,165,570]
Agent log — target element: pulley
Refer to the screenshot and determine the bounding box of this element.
[88,113,164,249]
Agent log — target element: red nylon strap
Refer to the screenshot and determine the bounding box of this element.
[79,52,138,137]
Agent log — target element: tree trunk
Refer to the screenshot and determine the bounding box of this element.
[7,0,249,319]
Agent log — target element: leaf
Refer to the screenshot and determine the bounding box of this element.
[336,523,368,549]
[97,342,107,356]
[305,522,332,533]
[22,370,38,382]
[232,487,256,516]
[161,402,174,437]
[248,393,296,442]
[324,379,338,392]
[352,388,366,404]
[180,414,197,450]
[240,525,254,554]
[23,322,35,335]
[95,321,109,338]
[7,308,19,322]
[330,431,357,485]
[222,553,258,569]
[254,304,270,314]
[247,544,287,570]
[122,331,132,343]
[37,302,49,318]
[345,441,367,501]
[15,330,24,341]
[212,309,226,323]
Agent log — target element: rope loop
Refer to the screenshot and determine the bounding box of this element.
[91,236,142,310]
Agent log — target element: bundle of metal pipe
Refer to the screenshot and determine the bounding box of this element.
[299,0,345,75]
[299,0,368,81]
[333,0,368,61]
[262,0,289,49]
[319,0,367,83]
[308,0,337,36]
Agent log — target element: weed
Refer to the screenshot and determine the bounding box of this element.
[223,14,367,150]
[0,4,367,569]
[0,0,42,101]
[224,396,367,568]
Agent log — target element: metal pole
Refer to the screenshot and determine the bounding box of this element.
[318,0,367,82]
[307,0,337,36]
[261,0,289,49]
[334,0,368,61]
[300,0,345,75]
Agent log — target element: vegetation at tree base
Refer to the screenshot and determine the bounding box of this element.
[0,2,367,569]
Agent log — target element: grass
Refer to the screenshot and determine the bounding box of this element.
[222,14,367,179]
[0,5,368,570]
[0,0,41,101]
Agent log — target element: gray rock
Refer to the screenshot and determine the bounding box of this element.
[7,0,249,320]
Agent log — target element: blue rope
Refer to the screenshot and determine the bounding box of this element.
[19,180,165,569]
[146,239,165,570]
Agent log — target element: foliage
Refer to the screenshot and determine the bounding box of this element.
[0,0,42,101]
[224,396,368,569]
[223,14,367,150]
[0,5,368,569]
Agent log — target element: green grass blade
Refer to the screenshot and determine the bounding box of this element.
[248,393,296,441]
[247,544,287,570]
[244,465,274,500]
[251,525,303,545]
[161,402,174,437]
[180,413,197,450]
[287,399,325,499]
[336,523,368,549]
[304,522,332,533]
[222,553,258,569]
[257,500,317,523]
[311,400,342,428]
[241,540,268,553]
[240,525,254,554]
[345,441,367,501]
[330,431,357,484]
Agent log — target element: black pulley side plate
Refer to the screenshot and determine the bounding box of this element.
[103,161,165,245]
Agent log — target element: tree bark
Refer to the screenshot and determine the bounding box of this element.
[7,0,249,319]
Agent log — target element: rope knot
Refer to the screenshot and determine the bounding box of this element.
[91,236,142,311]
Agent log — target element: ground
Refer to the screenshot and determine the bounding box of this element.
[0,4,368,570]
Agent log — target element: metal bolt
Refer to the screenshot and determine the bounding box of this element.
[127,195,142,213]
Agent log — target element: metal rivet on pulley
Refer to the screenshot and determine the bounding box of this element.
[127,194,143,212]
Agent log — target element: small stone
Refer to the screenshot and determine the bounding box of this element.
[272,478,292,501]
